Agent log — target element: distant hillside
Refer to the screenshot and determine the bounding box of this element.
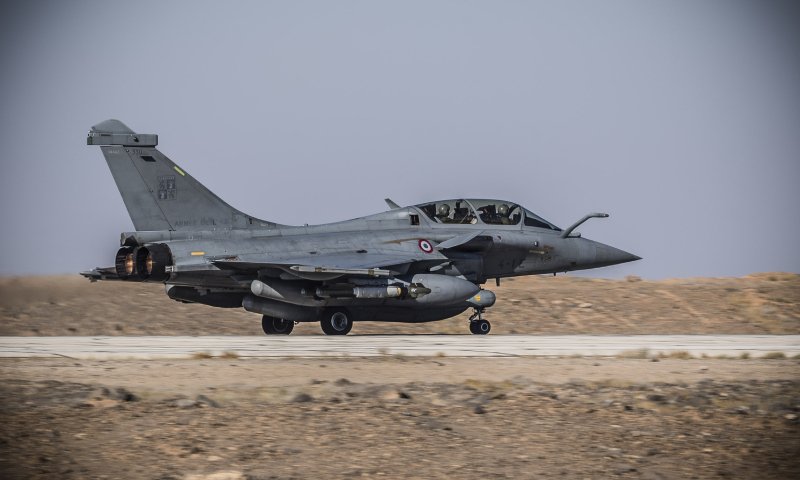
[0,273,798,336]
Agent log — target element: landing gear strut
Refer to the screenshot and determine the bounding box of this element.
[468,308,491,335]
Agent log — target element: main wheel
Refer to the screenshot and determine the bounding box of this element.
[261,315,294,335]
[320,308,353,335]
[469,319,491,335]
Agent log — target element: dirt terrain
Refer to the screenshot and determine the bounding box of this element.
[1,357,799,479]
[1,273,799,479]
[0,273,798,336]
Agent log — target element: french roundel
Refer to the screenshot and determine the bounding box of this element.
[418,239,433,253]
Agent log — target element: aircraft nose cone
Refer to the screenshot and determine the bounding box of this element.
[595,244,641,266]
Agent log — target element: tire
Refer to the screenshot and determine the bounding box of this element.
[261,315,294,335]
[470,319,490,335]
[320,308,353,335]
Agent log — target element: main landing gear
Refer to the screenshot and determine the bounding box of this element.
[468,308,491,335]
[320,308,353,335]
[261,315,295,335]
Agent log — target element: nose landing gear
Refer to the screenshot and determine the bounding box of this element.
[468,308,491,335]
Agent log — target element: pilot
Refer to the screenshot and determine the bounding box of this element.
[435,203,451,223]
[477,207,491,223]
[498,204,511,224]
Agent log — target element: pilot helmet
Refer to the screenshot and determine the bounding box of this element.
[498,204,509,216]
[437,204,450,217]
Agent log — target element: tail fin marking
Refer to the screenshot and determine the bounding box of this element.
[89,119,277,231]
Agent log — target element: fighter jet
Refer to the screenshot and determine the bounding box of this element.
[82,119,640,335]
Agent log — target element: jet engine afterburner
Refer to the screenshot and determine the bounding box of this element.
[114,244,173,281]
[114,247,136,279]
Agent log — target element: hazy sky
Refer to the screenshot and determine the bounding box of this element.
[1,0,798,279]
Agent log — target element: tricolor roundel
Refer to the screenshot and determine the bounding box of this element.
[418,239,434,253]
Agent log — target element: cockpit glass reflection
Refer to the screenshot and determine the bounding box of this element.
[523,208,561,231]
[415,199,559,230]
[417,199,477,224]
[470,200,521,225]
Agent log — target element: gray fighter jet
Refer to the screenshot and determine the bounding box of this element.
[82,119,640,335]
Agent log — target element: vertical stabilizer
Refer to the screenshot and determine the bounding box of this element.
[88,119,278,231]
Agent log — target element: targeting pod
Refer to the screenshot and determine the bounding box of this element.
[466,289,497,309]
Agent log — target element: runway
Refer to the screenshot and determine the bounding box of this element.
[1,335,798,359]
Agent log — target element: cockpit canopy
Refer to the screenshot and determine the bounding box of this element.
[414,199,561,231]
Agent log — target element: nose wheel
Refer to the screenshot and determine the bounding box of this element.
[468,308,491,335]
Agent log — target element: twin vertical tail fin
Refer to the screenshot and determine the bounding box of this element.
[88,119,276,232]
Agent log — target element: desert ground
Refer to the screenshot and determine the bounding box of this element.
[0,273,798,336]
[1,273,799,479]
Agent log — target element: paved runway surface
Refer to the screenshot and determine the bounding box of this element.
[1,335,798,359]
